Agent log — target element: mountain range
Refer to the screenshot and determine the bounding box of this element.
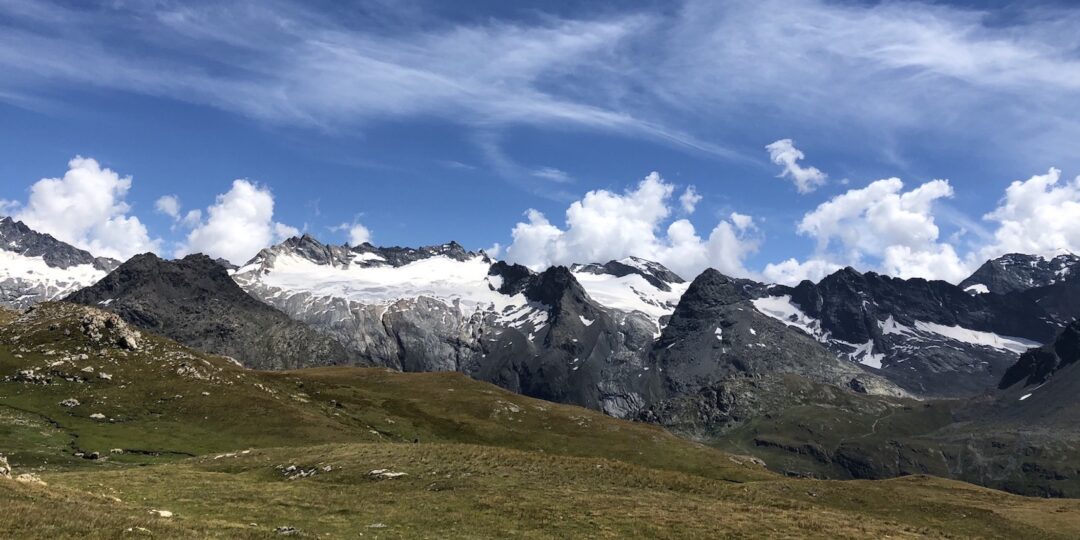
[3,216,1080,497]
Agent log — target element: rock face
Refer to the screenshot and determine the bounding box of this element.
[639,270,905,435]
[572,256,685,292]
[960,252,1080,295]
[759,267,1057,397]
[65,253,351,370]
[235,237,667,416]
[0,217,119,309]
[1000,320,1080,391]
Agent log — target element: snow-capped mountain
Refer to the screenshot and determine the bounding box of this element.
[960,252,1080,295]
[0,217,118,309]
[232,235,684,415]
[66,253,350,370]
[753,267,1059,397]
[570,256,689,332]
[231,235,909,419]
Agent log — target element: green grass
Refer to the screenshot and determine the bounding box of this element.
[3,303,1080,538]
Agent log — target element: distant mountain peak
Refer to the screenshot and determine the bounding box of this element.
[249,234,484,270]
[0,218,120,309]
[571,256,683,292]
[65,252,352,370]
[960,252,1080,295]
[0,216,119,271]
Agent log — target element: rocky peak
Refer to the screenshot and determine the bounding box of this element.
[251,234,483,270]
[524,266,590,310]
[488,261,534,296]
[65,252,353,370]
[1000,320,1080,390]
[366,240,480,266]
[0,216,118,271]
[961,252,1080,295]
[671,269,756,318]
[572,256,684,291]
[780,266,1057,345]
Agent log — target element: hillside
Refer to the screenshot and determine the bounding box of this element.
[65,253,354,370]
[3,303,1080,538]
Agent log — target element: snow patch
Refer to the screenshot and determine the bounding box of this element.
[572,270,688,325]
[0,249,107,302]
[850,340,884,369]
[964,283,990,295]
[237,253,527,314]
[751,295,826,341]
[913,321,1041,354]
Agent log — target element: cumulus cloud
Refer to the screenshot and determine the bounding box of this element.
[348,224,371,245]
[765,139,827,194]
[769,176,969,284]
[679,186,702,214]
[177,179,298,264]
[330,219,373,245]
[13,156,158,260]
[976,168,1080,260]
[763,258,841,285]
[155,195,181,219]
[505,172,759,279]
[156,195,205,230]
[0,199,18,216]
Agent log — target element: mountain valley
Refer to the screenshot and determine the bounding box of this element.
[3,218,1080,536]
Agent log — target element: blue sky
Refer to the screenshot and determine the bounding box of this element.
[3,0,1080,283]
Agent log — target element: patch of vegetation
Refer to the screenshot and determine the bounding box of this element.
[2,303,1079,538]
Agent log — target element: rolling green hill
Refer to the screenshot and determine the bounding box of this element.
[2,303,1080,538]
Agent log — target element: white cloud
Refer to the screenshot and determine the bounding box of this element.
[532,167,572,183]
[679,186,702,214]
[155,195,181,219]
[775,176,970,283]
[330,220,373,246]
[155,194,202,230]
[345,223,372,246]
[0,199,20,216]
[3,0,1080,171]
[180,209,202,228]
[505,172,759,279]
[765,139,827,194]
[485,243,502,259]
[976,168,1080,260]
[13,156,158,260]
[729,212,753,231]
[882,244,968,282]
[763,258,841,286]
[177,179,297,264]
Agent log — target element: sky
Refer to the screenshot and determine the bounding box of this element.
[3,0,1080,284]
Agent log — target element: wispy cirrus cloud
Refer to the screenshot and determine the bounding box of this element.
[4,0,1080,174]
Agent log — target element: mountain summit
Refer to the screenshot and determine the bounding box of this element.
[65,252,352,369]
[0,217,119,309]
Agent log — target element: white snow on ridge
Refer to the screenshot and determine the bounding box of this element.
[912,321,1041,354]
[751,295,826,341]
[878,315,914,336]
[237,253,527,313]
[964,283,990,295]
[572,270,688,324]
[0,249,106,300]
[849,339,884,369]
